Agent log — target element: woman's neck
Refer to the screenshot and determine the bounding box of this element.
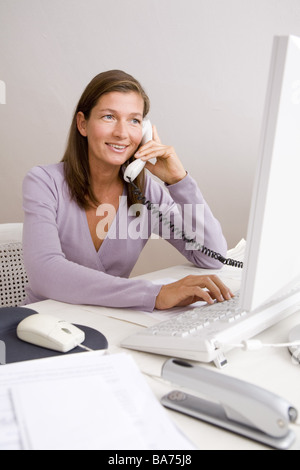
[88,158,124,204]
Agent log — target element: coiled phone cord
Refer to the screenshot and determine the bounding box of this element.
[127,179,243,269]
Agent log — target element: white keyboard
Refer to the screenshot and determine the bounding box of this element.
[121,287,300,367]
[157,293,243,334]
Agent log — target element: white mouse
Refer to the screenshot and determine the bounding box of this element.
[17,314,85,353]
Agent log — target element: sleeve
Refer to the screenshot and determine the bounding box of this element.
[148,173,228,269]
[22,167,161,312]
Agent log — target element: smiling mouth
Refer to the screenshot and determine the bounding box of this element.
[106,143,128,152]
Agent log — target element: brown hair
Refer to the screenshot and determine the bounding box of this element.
[61,70,150,209]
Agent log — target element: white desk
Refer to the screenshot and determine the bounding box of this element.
[26,263,300,450]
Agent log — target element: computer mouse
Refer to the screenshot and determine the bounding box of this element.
[288,324,300,364]
[17,314,85,353]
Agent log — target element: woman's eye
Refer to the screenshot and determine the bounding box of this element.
[131,118,141,125]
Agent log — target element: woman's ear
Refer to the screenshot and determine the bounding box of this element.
[77,111,88,137]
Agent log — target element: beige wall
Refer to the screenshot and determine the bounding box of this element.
[1,0,300,275]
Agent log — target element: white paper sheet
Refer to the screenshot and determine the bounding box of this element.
[1,352,194,450]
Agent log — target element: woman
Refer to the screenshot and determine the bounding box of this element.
[22,70,233,311]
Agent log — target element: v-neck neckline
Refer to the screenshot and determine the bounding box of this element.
[82,186,127,257]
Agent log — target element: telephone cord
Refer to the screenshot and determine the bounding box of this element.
[127,179,243,269]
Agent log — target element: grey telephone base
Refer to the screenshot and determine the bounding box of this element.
[161,359,297,450]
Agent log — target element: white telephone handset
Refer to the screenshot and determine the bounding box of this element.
[123,119,152,182]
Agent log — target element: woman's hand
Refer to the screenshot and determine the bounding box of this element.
[135,125,187,185]
[155,274,234,310]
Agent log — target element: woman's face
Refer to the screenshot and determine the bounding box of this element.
[77,91,144,169]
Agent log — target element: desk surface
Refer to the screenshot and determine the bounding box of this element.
[26,263,300,450]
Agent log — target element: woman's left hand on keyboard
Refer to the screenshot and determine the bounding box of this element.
[155,275,234,310]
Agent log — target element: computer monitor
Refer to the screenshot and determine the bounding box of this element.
[240,35,300,312]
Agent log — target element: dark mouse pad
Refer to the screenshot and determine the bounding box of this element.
[0,307,108,364]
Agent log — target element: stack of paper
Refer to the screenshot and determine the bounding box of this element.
[0,352,195,450]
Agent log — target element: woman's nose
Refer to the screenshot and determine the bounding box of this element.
[112,120,128,139]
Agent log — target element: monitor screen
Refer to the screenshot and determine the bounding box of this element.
[240,35,300,312]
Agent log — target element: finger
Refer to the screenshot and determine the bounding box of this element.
[136,146,169,161]
[135,141,159,157]
[152,125,161,143]
[200,278,225,302]
[189,274,233,299]
[176,295,201,308]
[207,275,234,300]
[183,275,232,302]
[179,286,215,305]
[155,279,215,310]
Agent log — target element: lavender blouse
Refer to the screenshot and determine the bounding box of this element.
[22,163,227,312]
